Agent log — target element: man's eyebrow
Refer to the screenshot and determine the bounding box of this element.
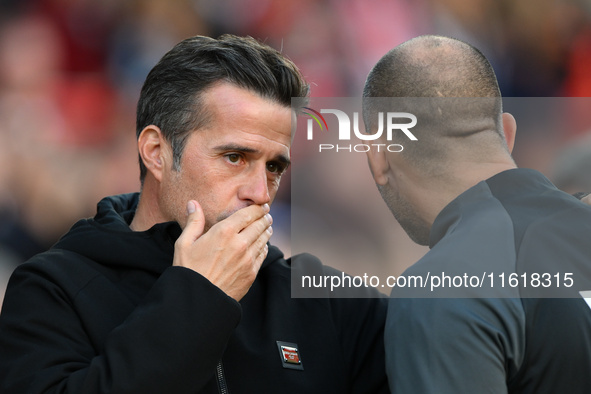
[213,143,259,154]
[213,143,291,165]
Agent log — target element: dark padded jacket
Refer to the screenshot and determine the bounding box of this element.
[0,193,388,394]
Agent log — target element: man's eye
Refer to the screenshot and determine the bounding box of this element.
[267,162,282,174]
[226,154,240,163]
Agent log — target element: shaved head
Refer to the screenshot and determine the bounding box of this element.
[363,35,500,99]
[363,35,507,173]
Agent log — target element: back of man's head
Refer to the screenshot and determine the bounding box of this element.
[136,34,309,183]
[363,35,500,99]
[363,35,509,176]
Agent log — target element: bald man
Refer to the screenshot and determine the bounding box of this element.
[363,35,591,393]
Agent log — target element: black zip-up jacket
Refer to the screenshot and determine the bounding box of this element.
[0,194,388,394]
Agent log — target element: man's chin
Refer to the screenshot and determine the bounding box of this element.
[406,230,430,247]
[398,219,430,246]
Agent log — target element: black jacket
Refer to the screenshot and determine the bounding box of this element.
[0,193,388,394]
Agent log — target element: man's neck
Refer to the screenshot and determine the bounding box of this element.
[129,183,165,232]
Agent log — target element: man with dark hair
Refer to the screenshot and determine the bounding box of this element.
[364,35,591,393]
[0,35,388,393]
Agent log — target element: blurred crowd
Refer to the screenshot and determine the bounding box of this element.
[1,0,591,302]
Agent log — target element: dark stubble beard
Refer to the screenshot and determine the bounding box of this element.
[377,183,431,246]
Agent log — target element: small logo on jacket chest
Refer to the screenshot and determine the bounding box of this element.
[276,341,304,370]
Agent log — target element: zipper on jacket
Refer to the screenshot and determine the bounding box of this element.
[216,361,230,394]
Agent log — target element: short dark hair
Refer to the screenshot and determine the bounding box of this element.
[136,34,309,182]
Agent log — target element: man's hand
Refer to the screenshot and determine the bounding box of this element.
[173,200,273,301]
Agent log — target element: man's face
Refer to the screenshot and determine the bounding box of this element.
[160,83,292,231]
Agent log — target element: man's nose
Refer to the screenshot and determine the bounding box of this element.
[239,165,271,205]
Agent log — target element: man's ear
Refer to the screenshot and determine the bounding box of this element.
[138,125,168,182]
[502,112,517,153]
[366,146,390,186]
